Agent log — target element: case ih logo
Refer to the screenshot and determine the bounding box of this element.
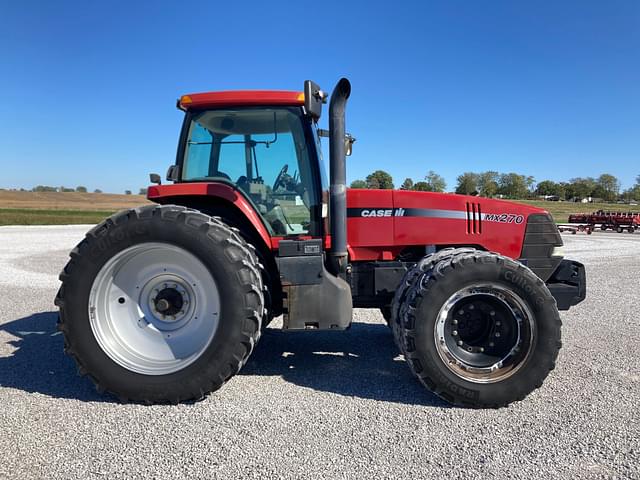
[359,208,406,217]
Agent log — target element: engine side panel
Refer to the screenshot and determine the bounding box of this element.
[393,190,536,259]
[345,189,547,261]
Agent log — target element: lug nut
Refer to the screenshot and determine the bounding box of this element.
[469,304,474,310]
[496,321,501,326]
[457,340,463,346]
[489,342,495,347]
[452,319,458,325]
[458,310,464,315]
[479,347,484,352]
[452,330,458,336]
[495,332,501,338]
[490,310,496,316]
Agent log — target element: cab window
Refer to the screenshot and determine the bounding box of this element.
[181,107,318,236]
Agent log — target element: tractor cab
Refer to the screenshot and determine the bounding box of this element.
[178,106,326,237]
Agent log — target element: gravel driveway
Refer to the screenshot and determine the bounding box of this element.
[0,226,638,479]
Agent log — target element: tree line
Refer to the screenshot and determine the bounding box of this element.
[350,171,640,202]
[350,170,448,192]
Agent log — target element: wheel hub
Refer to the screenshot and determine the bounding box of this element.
[435,284,535,383]
[153,286,185,317]
[142,275,194,328]
[450,298,517,359]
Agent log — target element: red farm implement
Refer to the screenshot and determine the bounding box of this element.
[568,210,640,233]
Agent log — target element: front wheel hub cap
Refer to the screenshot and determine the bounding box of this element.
[434,283,536,383]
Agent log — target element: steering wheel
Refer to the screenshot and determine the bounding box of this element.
[272,164,289,191]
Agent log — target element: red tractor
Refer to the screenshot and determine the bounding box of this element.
[56,79,586,407]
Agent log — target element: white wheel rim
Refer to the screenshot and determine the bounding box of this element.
[89,242,221,375]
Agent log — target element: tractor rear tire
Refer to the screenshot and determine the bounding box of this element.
[397,250,561,408]
[55,205,264,404]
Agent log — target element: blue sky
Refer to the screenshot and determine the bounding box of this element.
[1,1,638,193]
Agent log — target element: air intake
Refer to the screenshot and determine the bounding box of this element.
[466,202,482,234]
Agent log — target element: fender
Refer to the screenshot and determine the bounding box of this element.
[147,182,272,249]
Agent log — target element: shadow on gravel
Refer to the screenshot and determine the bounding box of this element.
[0,311,111,403]
[242,322,448,407]
[0,313,445,407]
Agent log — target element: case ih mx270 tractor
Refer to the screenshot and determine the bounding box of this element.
[56,79,586,407]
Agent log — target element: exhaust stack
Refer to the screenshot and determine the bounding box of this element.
[328,78,351,276]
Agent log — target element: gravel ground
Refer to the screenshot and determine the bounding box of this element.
[0,225,638,480]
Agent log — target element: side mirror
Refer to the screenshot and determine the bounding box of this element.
[149,173,162,185]
[303,80,327,121]
[166,165,180,182]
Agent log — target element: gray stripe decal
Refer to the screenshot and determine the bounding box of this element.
[402,208,469,220]
[347,207,481,220]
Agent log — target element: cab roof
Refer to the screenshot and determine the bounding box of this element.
[178,90,305,111]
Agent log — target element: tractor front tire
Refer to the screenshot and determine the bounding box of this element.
[56,205,264,404]
[397,250,561,408]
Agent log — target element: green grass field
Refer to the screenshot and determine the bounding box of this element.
[0,208,115,226]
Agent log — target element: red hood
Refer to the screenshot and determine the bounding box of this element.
[346,189,547,261]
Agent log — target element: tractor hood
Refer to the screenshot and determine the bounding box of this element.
[346,189,560,277]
